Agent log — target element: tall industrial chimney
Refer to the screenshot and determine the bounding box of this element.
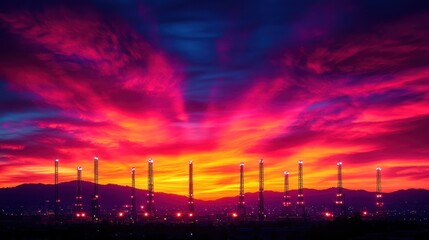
[258,159,265,221]
[54,159,60,221]
[147,158,154,217]
[131,167,137,221]
[237,162,246,219]
[283,171,292,216]
[376,167,384,216]
[188,161,195,218]
[91,156,100,222]
[75,166,83,212]
[335,161,345,217]
[296,160,305,217]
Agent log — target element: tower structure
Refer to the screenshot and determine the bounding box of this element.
[237,162,246,219]
[258,159,265,221]
[75,166,83,212]
[91,156,100,222]
[147,158,154,217]
[283,171,292,216]
[296,160,305,217]
[375,167,384,216]
[335,161,345,216]
[54,159,60,221]
[131,167,137,221]
[188,161,195,218]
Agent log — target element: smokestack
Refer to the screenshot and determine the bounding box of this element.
[188,160,195,218]
[376,167,384,216]
[147,158,154,217]
[335,161,345,217]
[91,156,100,222]
[54,159,59,221]
[283,171,292,217]
[237,162,246,219]
[131,167,137,221]
[258,159,265,222]
[296,160,305,217]
[75,166,83,212]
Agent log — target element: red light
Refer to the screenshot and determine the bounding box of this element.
[81,213,85,217]
[176,212,182,217]
[232,213,238,218]
[118,212,124,217]
[362,211,368,216]
[323,212,334,218]
[144,212,149,217]
[76,213,80,217]
[189,213,193,217]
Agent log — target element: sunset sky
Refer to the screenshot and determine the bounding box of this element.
[0,0,428,200]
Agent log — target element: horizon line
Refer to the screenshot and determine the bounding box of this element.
[4,180,428,201]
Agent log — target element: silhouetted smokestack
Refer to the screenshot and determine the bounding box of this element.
[91,156,100,222]
[188,160,195,218]
[147,158,154,217]
[376,166,384,216]
[296,160,305,217]
[131,167,137,221]
[258,159,265,221]
[283,171,292,216]
[335,161,345,216]
[75,166,83,212]
[54,159,59,221]
[237,162,246,219]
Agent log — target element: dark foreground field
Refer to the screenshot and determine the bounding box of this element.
[1,219,428,240]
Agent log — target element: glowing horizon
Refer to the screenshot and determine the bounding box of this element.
[2,156,426,200]
[0,0,428,200]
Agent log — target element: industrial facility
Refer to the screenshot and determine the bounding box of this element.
[50,157,386,224]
